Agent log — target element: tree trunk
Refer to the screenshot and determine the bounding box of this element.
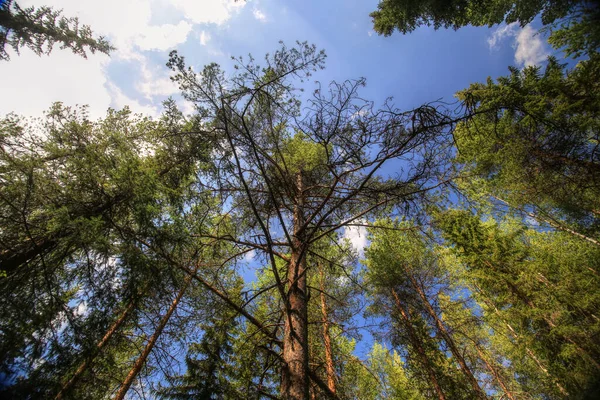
[492,196,600,247]
[408,275,487,399]
[391,288,446,400]
[55,298,136,399]
[482,260,600,369]
[0,239,57,276]
[113,275,192,400]
[474,284,569,397]
[319,264,336,395]
[281,171,310,400]
[473,343,516,400]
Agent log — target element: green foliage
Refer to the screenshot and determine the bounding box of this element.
[0,100,217,396]
[2,31,599,400]
[0,0,114,61]
[435,209,600,397]
[454,55,600,240]
[277,131,330,176]
[370,0,581,36]
[156,301,240,399]
[365,220,482,399]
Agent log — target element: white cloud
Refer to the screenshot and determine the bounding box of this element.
[168,0,245,25]
[253,8,267,22]
[514,25,549,67]
[2,0,247,120]
[487,23,549,67]
[75,301,89,317]
[343,223,368,255]
[135,55,180,100]
[181,100,197,115]
[107,83,161,118]
[22,0,193,54]
[134,21,193,52]
[0,47,112,119]
[244,249,256,262]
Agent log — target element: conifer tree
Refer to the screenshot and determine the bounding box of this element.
[435,209,600,397]
[0,0,113,60]
[167,41,455,399]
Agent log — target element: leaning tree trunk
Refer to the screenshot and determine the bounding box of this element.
[474,284,569,397]
[319,264,336,395]
[391,288,446,400]
[55,298,136,400]
[408,274,487,399]
[113,274,193,400]
[473,342,517,400]
[281,171,310,400]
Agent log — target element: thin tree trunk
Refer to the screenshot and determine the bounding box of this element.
[408,275,487,399]
[473,342,516,400]
[492,196,600,248]
[1,194,129,276]
[530,148,600,174]
[55,298,136,399]
[0,239,57,276]
[482,259,600,369]
[319,264,336,395]
[281,171,310,400]
[391,288,446,400]
[474,284,569,397]
[113,275,193,400]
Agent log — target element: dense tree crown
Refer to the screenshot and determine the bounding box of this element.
[0,1,599,399]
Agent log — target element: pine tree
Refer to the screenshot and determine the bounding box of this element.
[167,41,454,399]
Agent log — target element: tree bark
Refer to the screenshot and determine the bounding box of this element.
[55,298,136,399]
[407,275,487,399]
[113,275,192,400]
[281,171,310,400]
[391,288,446,400]
[319,264,336,395]
[0,239,57,276]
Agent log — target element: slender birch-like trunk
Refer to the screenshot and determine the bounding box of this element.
[408,275,487,398]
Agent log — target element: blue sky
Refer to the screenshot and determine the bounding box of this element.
[1,0,553,122]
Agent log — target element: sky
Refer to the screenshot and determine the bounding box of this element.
[1,0,555,123]
[1,0,555,359]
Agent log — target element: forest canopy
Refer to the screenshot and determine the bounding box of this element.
[0,0,599,399]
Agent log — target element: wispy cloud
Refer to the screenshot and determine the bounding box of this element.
[514,25,549,67]
[253,8,267,22]
[169,0,245,25]
[487,23,549,67]
[487,22,519,50]
[244,249,256,262]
